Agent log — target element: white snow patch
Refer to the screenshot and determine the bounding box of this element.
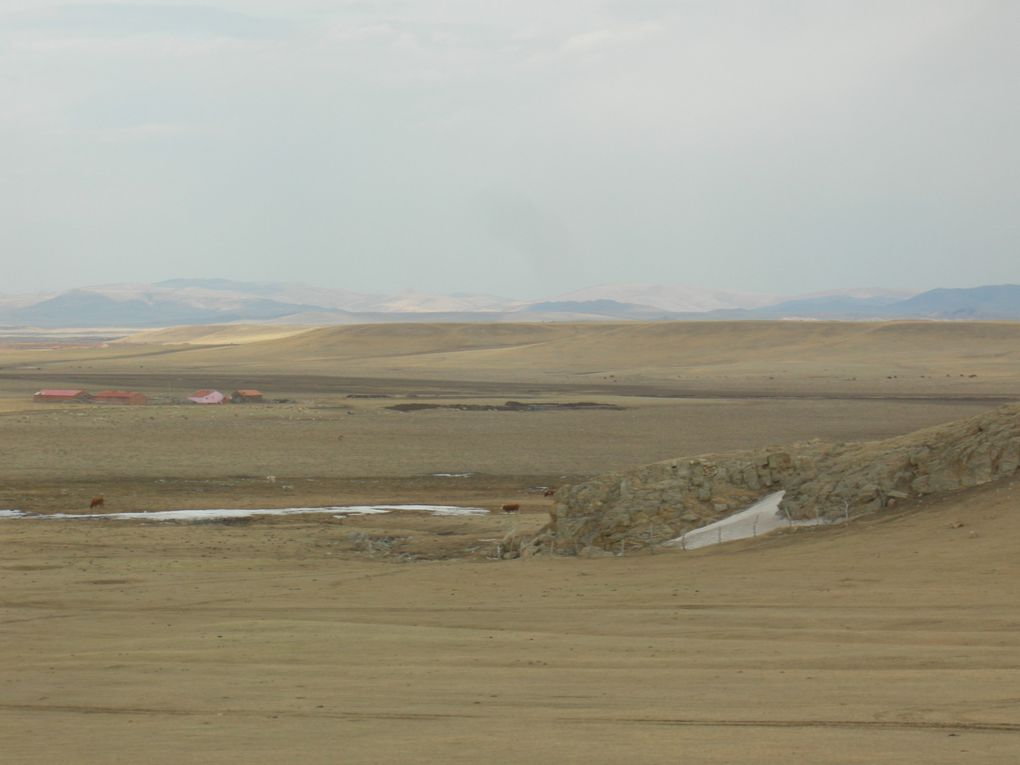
[0,505,489,522]
[664,491,823,550]
[432,473,474,478]
[333,504,487,517]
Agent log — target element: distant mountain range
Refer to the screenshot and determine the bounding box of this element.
[0,279,1017,328]
[547,283,782,313]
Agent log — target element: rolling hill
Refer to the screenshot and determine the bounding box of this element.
[39,320,1020,403]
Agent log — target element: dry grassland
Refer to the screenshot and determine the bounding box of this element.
[10,320,1020,396]
[2,477,1018,764]
[1,321,1019,762]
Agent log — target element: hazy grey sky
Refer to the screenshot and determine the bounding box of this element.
[3,1,1018,297]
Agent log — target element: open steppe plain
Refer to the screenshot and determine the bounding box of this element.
[2,321,1019,762]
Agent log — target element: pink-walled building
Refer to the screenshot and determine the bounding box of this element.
[188,389,225,405]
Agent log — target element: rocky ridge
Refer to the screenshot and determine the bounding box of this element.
[522,404,1020,556]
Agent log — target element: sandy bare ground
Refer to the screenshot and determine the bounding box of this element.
[1,477,1018,764]
[1,322,1019,762]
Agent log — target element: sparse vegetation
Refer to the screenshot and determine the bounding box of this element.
[2,321,1019,763]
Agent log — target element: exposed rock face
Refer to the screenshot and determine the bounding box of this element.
[526,405,1020,555]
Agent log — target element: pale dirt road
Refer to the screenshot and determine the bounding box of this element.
[2,476,1018,764]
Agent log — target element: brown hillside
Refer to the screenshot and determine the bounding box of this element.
[6,321,1020,404]
[536,404,1020,554]
[72,321,1020,384]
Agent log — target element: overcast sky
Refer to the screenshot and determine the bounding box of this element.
[3,1,1018,297]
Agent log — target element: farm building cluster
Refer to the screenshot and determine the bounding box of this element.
[32,388,266,405]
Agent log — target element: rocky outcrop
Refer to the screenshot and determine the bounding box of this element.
[524,404,1020,555]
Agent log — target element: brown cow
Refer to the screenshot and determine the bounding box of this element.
[89,496,105,509]
[543,489,556,497]
[501,503,520,513]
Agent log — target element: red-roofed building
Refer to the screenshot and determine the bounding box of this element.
[231,389,264,403]
[33,389,91,403]
[93,390,148,405]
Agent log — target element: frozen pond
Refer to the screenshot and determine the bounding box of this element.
[0,504,489,522]
[664,491,824,550]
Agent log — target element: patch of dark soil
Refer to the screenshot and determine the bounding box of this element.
[387,400,624,413]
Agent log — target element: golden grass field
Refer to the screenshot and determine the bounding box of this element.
[1,321,1019,763]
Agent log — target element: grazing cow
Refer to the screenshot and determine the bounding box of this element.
[543,489,556,497]
[501,503,520,513]
[89,496,105,509]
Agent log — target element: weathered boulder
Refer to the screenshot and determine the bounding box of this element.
[524,405,1020,555]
